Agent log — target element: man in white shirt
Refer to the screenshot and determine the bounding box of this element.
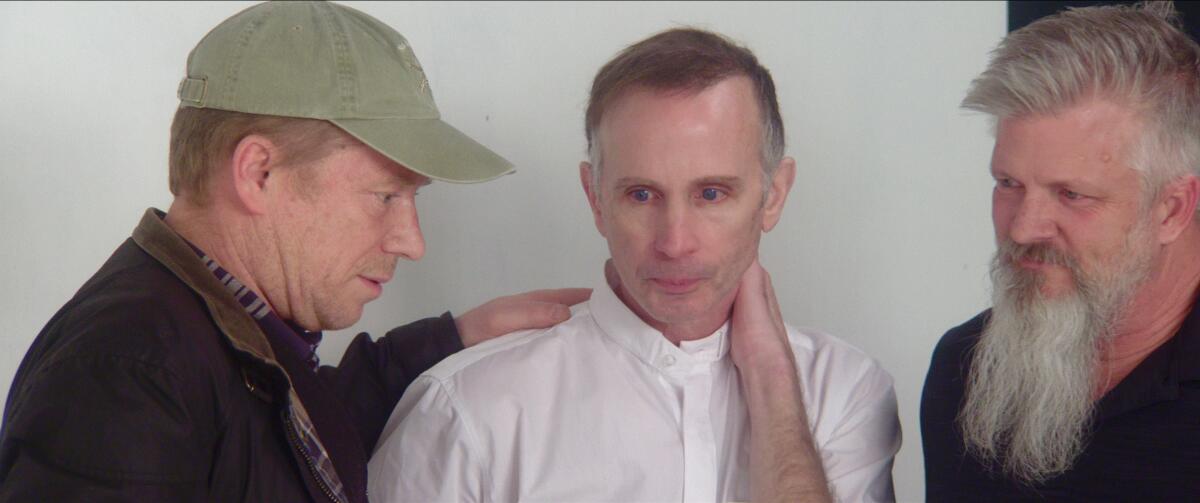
[368,28,901,503]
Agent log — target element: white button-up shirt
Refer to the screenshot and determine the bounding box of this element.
[368,275,901,502]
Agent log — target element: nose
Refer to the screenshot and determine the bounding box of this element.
[1002,191,1057,245]
[653,200,699,259]
[383,204,425,261]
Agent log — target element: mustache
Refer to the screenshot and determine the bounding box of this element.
[991,241,1083,308]
[362,258,398,279]
[999,240,1077,270]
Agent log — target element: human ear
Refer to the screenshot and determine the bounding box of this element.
[580,161,607,238]
[229,134,279,215]
[1154,175,1200,244]
[761,157,796,232]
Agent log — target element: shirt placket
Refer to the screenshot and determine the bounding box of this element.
[680,362,717,502]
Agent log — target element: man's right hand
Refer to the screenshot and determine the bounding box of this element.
[729,260,797,376]
[455,288,592,348]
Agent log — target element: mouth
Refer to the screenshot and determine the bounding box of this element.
[1015,256,1051,270]
[648,277,703,295]
[358,275,389,297]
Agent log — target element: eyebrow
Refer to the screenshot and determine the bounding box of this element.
[692,176,744,189]
[612,176,657,189]
[611,175,746,189]
[989,165,1109,194]
[393,169,432,187]
[373,173,430,193]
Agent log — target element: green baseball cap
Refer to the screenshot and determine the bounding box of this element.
[177,1,514,183]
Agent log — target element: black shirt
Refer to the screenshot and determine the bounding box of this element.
[921,303,1200,502]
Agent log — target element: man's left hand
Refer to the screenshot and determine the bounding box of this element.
[455,288,592,347]
[730,260,833,503]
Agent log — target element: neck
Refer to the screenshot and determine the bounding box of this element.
[1095,227,1200,396]
[164,198,273,314]
[657,306,732,346]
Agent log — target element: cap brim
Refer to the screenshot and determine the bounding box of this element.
[331,117,515,183]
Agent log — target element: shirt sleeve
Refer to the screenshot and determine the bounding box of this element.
[819,358,902,503]
[367,375,484,503]
[319,312,464,454]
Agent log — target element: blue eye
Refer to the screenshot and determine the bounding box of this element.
[701,188,721,201]
[630,189,651,202]
[1062,190,1082,200]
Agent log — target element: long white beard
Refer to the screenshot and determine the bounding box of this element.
[959,228,1154,485]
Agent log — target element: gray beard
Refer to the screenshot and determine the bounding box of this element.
[958,232,1153,485]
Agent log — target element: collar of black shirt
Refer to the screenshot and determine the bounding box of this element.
[1095,297,1200,420]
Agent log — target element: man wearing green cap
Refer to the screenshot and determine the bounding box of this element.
[0,2,584,502]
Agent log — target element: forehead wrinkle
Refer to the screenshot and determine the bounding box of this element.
[995,105,1141,187]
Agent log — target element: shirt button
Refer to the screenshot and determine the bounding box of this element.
[660,354,676,367]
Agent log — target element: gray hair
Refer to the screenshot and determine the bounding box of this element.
[963,1,1200,202]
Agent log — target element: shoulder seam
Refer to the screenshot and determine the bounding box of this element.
[422,374,493,495]
[426,310,595,379]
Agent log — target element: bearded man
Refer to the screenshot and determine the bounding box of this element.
[921,2,1200,501]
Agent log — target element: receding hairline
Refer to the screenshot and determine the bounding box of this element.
[595,75,763,129]
[589,76,768,166]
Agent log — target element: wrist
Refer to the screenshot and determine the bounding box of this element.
[739,358,802,408]
[736,349,797,382]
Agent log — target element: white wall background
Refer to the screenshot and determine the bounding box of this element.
[0,2,1004,500]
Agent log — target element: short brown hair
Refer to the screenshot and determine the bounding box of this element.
[168,107,348,205]
[585,28,785,182]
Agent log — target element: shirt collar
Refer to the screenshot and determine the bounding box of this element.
[1096,292,1200,420]
[588,267,730,374]
[177,228,324,371]
[1170,294,1200,382]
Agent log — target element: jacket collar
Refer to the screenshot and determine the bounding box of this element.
[130,208,281,369]
[131,208,353,503]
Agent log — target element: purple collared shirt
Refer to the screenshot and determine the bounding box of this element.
[187,242,323,371]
